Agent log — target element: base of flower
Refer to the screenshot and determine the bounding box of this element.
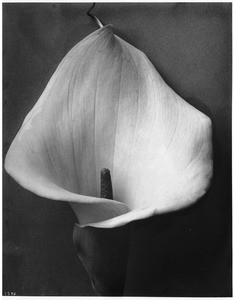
[73,223,131,296]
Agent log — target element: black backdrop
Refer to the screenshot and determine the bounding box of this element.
[3,3,232,296]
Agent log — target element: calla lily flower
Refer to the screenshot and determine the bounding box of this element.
[5,25,213,229]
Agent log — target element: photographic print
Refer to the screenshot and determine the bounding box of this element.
[3,2,232,296]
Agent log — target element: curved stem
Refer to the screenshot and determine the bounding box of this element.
[87,3,104,28]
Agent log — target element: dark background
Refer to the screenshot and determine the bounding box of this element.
[3,3,232,296]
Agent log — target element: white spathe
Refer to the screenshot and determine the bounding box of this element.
[5,25,213,228]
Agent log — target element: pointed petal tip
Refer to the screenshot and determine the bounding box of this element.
[99,24,113,34]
